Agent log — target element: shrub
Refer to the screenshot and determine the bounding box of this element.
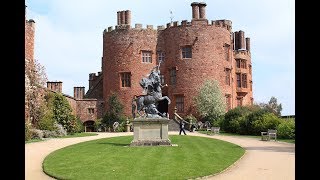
[37,111,56,131]
[94,118,103,132]
[222,106,258,133]
[42,130,59,138]
[249,112,281,135]
[54,122,67,137]
[25,123,32,141]
[70,117,84,134]
[277,119,295,139]
[185,114,197,124]
[30,129,44,139]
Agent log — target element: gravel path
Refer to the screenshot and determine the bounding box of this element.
[25,131,294,180]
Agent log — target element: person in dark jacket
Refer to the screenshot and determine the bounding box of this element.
[179,120,187,135]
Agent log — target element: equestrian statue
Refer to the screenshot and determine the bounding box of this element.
[132,62,171,118]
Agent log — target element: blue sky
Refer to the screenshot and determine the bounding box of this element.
[25,0,295,115]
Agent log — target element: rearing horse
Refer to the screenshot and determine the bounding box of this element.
[134,66,171,117]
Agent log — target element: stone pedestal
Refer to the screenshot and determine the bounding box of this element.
[130,118,171,146]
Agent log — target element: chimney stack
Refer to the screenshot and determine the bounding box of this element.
[198,2,207,19]
[117,11,121,25]
[125,10,131,25]
[74,87,85,99]
[47,81,63,93]
[246,37,250,51]
[191,2,200,19]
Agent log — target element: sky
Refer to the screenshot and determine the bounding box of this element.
[25,0,295,116]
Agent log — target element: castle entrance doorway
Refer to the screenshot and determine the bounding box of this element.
[83,120,95,132]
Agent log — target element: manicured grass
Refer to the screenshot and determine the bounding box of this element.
[197,131,295,143]
[58,132,98,138]
[43,135,245,180]
[25,139,44,144]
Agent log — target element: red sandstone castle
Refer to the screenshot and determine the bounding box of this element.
[26,2,253,130]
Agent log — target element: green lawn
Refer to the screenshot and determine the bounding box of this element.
[58,132,98,138]
[197,131,295,143]
[43,135,245,180]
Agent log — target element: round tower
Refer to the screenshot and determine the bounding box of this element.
[103,17,158,117]
[161,19,233,117]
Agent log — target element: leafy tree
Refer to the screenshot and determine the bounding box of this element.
[52,92,76,133]
[195,80,226,125]
[259,96,282,116]
[37,92,56,131]
[102,93,125,131]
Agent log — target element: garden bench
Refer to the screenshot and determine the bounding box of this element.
[261,129,277,141]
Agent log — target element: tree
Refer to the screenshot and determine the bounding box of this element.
[102,92,125,131]
[259,96,282,116]
[25,59,48,125]
[51,92,76,133]
[195,80,226,125]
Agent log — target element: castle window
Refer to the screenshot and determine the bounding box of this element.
[88,108,94,114]
[224,43,230,61]
[236,73,241,87]
[160,75,165,84]
[157,51,165,63]
[225,94,231,111]
[241,60,247,69]
[120,72,131,87]
[175,95,184,113]
[250,97,254,105]
[142,51,152,63]
[182,46,192,59]
[237,97,243,107]
[236,59,241,68]
[170,68,176,85]
[250,80,253,91]
[249,64,252,74]
[242,74,247,88]
[225,68,231,85]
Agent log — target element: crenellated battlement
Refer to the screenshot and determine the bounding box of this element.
[103,23,161,34]
[234,49,251,58]
[89,71,102,80]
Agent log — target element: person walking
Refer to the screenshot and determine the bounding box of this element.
[179,120,187,135]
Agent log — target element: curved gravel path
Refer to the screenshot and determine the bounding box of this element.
[25,131,295,180]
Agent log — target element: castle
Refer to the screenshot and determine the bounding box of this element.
[26,2,253,131]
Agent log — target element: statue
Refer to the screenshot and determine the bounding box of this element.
[133,63,171,118]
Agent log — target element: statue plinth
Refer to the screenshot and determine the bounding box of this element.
[130,118,171,146]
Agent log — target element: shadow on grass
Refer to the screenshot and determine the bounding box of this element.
[97,142,130,146]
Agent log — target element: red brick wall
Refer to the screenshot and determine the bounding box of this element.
[103,27,158,118]
[65,96,77,116]
[161,23,234,117]
[76,99,98,123]
[25,20,35,62]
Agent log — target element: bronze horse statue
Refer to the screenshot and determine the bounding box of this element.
[133,65,171,118]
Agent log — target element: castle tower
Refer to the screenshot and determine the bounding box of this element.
[25,5,35,62]
[103,10,158,117]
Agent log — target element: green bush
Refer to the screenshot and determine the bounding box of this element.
[185,114,197,124]
[249,112,281,135]
[222,105,258,133]
[277,119,295,139]
[25,123,32,141]
[37,112,56,131]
